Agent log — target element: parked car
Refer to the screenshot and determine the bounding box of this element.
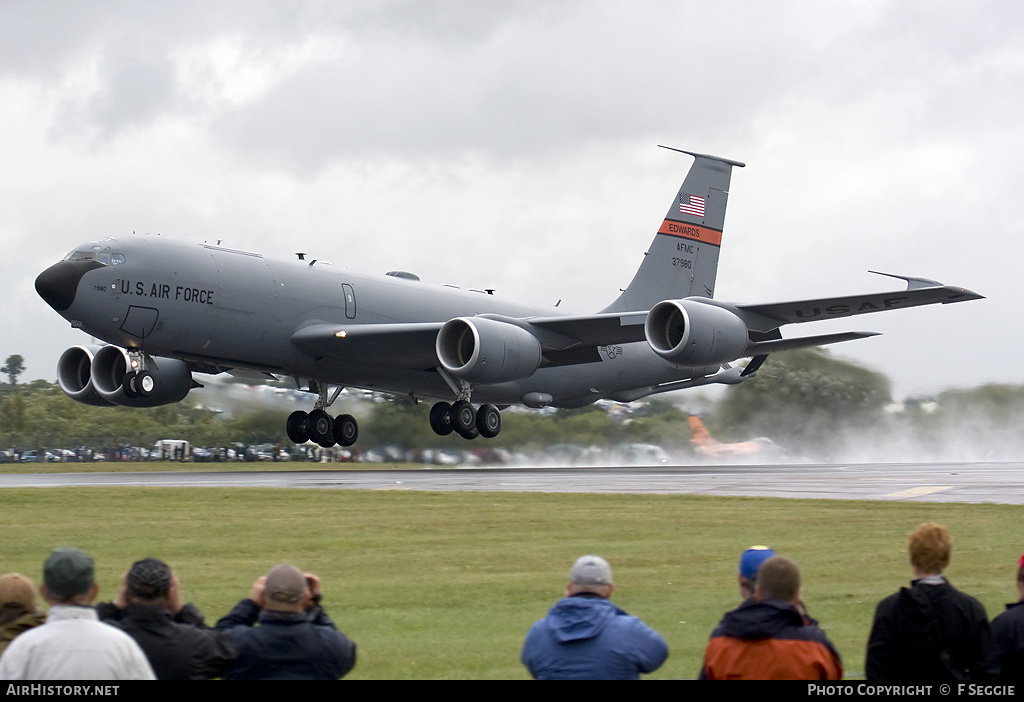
[20,450,59,463]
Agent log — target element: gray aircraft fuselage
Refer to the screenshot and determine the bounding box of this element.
[35,149,982,446]
[48,234,711,408]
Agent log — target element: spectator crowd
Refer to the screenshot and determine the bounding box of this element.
[1,522,1022,680]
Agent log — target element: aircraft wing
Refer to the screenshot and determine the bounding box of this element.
[290,273,981,373]
[291,314,651,372]
[733,273,984,333]
[291,323,444,369]
[525,312,648,348]
[527,273,982,347]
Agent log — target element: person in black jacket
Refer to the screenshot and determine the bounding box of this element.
[990,550,1024,681]
[97,557,238,680]
[866,522,999,682]
[215,564,356,680]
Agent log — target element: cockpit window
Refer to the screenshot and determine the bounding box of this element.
[63,249,125,265]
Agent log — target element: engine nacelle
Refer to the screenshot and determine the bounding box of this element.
[436,317,543,384]
[57,346,115,407]
[645,299,749,366]
[90,346,193,407]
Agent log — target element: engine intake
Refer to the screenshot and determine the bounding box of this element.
[645,299,749,366]
[436,317,542,384]
[57,346,114,407]
[86,346,193,407]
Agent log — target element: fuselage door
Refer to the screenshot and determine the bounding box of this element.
[343,283,356,320]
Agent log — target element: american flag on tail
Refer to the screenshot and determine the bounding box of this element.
[679,193,705,217]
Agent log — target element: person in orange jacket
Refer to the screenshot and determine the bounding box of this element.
[700,555,843,680]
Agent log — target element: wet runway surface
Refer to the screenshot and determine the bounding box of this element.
[1,461,1022,504]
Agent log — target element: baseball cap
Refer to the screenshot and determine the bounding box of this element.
[739,546,777,581]
[569,555,613,586]
[43,548,95,599]
[0,573,36,612]
[265,564,306,605]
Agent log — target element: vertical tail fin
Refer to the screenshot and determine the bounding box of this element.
[602,148,744,313]
[688,415,719,448]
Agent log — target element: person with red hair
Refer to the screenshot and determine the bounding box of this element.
[866,522,999,681]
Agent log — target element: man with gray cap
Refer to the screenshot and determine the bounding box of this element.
[0,548,155,680]
[521,555,668,680]
[215,564,356,679]
[97,557,238,679]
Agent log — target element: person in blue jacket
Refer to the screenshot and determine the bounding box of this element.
[521,555,668,680]
[215,564,356,680]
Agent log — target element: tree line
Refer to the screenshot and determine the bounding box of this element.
[2,350,1022,461]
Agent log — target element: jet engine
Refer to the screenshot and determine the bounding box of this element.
[436,317,543,384]
[79,346,194,407]
[57,346,115,407]
[644,299,749,366]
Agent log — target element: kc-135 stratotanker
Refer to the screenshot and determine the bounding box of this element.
[35,148,982,447]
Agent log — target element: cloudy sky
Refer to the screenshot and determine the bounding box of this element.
[1,0,1019,400]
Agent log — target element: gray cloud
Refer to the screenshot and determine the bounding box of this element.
[1,0,1019,400]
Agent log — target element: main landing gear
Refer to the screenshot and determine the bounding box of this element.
[286,409,359,448]
[428,369,501,440]
[283,382,502,447]
[428,401,502,440]
[285,382,359,448]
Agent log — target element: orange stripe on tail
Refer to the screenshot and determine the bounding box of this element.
[658,221,722,246]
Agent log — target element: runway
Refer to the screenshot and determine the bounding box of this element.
[1,461,1022,504]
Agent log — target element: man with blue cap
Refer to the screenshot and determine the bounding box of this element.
[738,545,776,601]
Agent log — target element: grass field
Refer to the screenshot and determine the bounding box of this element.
[1,481,1020,679]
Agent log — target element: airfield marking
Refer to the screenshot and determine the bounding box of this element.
[883,486,954,499]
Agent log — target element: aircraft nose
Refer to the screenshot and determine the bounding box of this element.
[35,260,105,312]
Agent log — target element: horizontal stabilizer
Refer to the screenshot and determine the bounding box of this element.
[607,365,748,402]
[745,331,880,355]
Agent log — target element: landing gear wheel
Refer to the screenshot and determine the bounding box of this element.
[136,370,155,397]
[429,402,454,436]
[451,400,477,436]
[333,414,358,447]
[286,411,310,444]
[459,425,479,440]
[309,409,335,447]
[476,404,501,439]
[121,371,139,399]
